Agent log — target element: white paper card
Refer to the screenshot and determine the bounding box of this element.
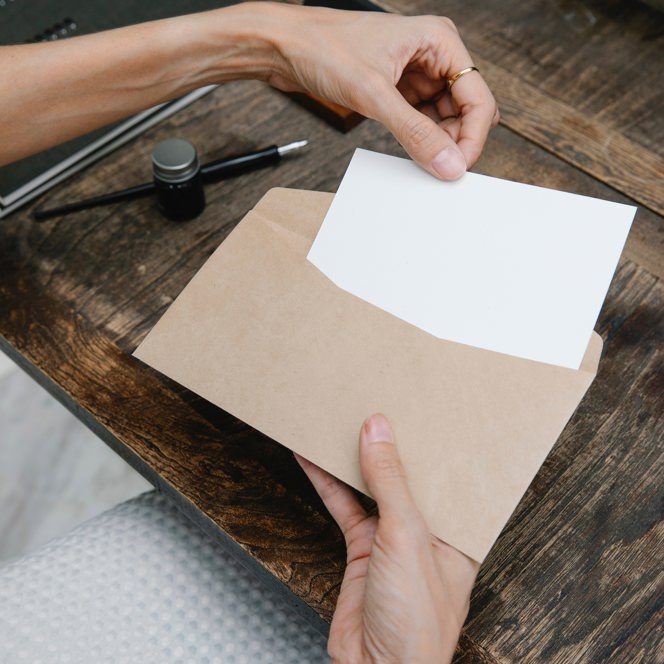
[308,149,635,369]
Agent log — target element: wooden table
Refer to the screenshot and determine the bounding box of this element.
[1,1,662,661]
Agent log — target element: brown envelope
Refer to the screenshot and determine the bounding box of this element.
[134,187,601,563]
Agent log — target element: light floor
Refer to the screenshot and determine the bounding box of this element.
[0,352,151,562]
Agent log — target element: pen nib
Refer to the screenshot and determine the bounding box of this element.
[277,139,309,156]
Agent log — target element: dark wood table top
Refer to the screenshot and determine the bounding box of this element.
[1,1,662,661]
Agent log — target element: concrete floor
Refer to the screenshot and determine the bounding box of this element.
[0,352,151,562]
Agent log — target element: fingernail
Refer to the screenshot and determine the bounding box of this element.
[363,413,394,444]
[432,147,466,180]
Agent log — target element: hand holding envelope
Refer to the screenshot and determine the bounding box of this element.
[134,149,635,562]
[296,413,480,663]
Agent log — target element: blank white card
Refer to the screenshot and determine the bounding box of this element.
[307,149,635,369]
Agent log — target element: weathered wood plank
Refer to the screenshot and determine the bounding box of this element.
[395,0,664,215]
[474,54,664,217]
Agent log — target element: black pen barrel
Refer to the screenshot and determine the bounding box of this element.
[201,146,279,182]
[34,182,154,221]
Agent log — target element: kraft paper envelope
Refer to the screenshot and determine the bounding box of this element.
[134,187,602,563]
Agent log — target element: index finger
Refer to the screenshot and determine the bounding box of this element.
[295,453,368,538]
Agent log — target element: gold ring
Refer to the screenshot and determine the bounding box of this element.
[446,66,480,90]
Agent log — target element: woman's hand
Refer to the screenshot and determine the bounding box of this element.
[297,413,479,663]
[267,6,499,179]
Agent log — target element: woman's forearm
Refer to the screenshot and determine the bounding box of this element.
[0,2,288,166]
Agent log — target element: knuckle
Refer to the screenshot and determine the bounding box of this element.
[319,474,343,501]
[400,113,435,147]
[437,16,459,34]
[372,450,406,481]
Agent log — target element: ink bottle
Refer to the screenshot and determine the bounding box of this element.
[152,139,206,221]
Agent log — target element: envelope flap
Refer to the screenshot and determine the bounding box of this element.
[252,186,332,243]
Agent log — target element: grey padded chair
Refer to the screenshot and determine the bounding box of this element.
[0,491,329,663]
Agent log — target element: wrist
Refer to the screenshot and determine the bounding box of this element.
[179,2,298,88]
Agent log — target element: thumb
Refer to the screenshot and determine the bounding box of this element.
[372,86,467,180]
[359,413,419,522]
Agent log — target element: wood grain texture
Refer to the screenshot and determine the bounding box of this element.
[1,1,663,661]
[398,0,664,216]
[474,54,664,217]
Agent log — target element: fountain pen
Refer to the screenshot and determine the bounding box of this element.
[34,140,309,221]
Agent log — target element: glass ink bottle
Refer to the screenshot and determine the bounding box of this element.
[152,139,206,221]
